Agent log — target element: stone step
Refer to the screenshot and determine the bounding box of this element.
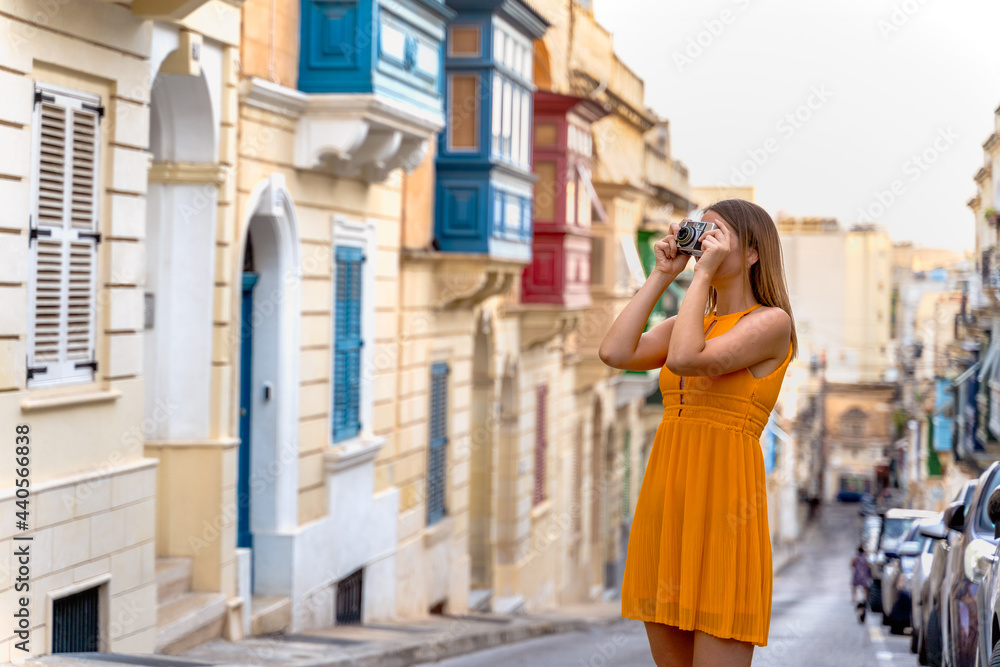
[250,594,291,636]
[492,595,525,615]
[469,588,492,612]
[156,557,194,605]
[156,591,228,655]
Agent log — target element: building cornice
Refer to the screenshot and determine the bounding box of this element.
[975,164,992,184]
[986,132,999,153]
[570,70,654,132]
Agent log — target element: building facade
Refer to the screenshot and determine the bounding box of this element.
[0,0,244,660]
[0,0,712,659]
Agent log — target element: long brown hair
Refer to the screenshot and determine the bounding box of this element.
[703,199,798,360]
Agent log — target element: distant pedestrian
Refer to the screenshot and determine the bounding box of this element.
[850,545,872,622]
[603,199,797,665]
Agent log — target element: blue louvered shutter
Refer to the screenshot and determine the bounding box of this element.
[427,362,449,525]
[333,245,364,442]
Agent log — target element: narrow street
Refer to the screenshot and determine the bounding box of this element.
[428,503,912,666]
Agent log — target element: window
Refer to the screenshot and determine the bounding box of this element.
[841,408,867,438]
[448,74,479,150]
[565,168,577,226]
[501,79,512,157]
[449,26,480,57]
[519,92,530,167]
[333,245,364,442]
[427,362,450,525]
[490,75,531,169]
[534,384,548,506]
[533,161,556,221]
[535,122,557,146]
[331,218,376,444]
[27,85,101,389]
[491,75,502,155]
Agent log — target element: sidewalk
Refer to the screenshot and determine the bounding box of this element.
[25,524,813,667]
[25,601,626,667]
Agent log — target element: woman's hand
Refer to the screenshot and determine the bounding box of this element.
[653,222,692,277]
[693,224,731,276]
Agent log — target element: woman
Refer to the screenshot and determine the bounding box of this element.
[599,199,797,666]
[850,544,872,623]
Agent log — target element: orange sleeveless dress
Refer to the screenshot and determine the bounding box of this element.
[620,303,792,647]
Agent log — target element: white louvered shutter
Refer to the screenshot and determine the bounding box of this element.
[27,86,101,388]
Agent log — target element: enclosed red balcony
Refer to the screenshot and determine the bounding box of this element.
[521,92,607,307]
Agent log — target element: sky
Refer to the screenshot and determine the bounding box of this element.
[593,0,1000,254]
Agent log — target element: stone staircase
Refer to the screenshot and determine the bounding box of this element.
[155,557,228,654]
[250,594,291,635]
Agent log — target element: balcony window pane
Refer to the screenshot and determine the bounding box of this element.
[534,160,556,221]
[449,74,479,150]
[502,80,513,158]
[520,92,530,167]
[577,166,591,227]
[492,75,502,156]
[450,26,480,57]
[511,88,522,165]
[566,172,576,226]
[535,122,557,146]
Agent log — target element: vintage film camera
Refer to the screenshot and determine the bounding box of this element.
[675,220,717,257]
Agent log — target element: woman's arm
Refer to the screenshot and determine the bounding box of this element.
[599,231,689,371]
[598,270,677,371]
[665,270,791,377]
[665,226,791,377]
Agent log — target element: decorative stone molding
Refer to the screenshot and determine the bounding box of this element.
[324,436,388,474]
[515,307,582,349]
[130,0,243,20]
[401,249,528,309]
[242,77,444,183]
[148,161,229,185]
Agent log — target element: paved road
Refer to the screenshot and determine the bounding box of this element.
[428,503,914,666]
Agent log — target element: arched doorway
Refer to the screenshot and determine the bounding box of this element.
[236,175,302,595]
[144,67,217,442]
[469,313,496,597]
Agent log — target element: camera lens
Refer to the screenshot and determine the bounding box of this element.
[676,227,694,244]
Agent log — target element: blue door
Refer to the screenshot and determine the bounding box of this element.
[238,272,258,558]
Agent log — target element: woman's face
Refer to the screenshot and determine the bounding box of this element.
[696,210,753,280]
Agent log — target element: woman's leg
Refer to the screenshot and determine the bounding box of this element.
[692,630,754,667]
[644,621,695,667]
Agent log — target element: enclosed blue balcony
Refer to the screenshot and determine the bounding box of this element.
[290,0,455,180]
[434,0,549,261]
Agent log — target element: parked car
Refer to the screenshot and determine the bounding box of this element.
[974,483,1000,667]
[910,514,944,658]
[862,513,883,552]
[882,523,929,634]
[920,481,979,667]
[869,508,939,613]
[839,489,864,502]
[941,462,1000,667]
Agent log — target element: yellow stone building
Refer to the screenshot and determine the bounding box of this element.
[0,0,243,659]
[0,0,700,659]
